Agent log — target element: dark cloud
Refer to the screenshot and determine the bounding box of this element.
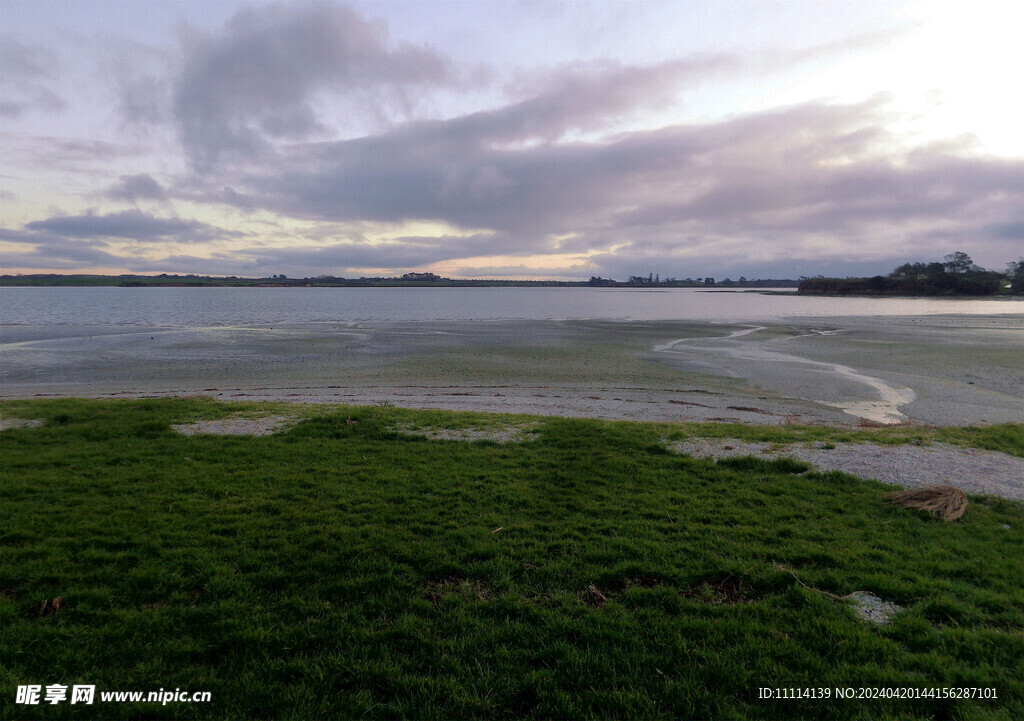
[220,91,1022,275]
[226,56,738,236]
[171,2,454,167]
[0,226,149,269]
[238,232,519,273]
[0,222,252,275]
[984,222,1024,240]
[0,34,65,117]
[23,209,236,243]
[104,174,169,202]
[0,225,503,277]
[0,237,241,274]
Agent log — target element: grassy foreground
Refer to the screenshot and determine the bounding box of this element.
[1,398,1022,720]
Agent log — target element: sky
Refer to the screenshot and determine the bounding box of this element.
[1,0,1022,281]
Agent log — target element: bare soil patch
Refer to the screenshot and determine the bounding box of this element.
[171,415,298,436]
[846,592,904,625]
[389,422,539,444]
[667,438,1024,500]
[0,417,45,431]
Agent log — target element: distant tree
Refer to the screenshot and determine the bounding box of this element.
[1007,259,1024,294]
[943,251,973,274]
[890,262,929,278]
[867,275,891,292]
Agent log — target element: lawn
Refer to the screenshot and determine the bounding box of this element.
[1,398,1022,720]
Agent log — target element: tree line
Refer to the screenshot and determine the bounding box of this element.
[798,252,1024,296]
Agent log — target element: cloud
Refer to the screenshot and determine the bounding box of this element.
[8,29,1023,280]
[2,134,142,176]
[23,209,236,243]
[170,2,454,167]
[781,26,915,67]
[0,34,65,117]
[227,91,1023,275]
[483,54,739,144]
[0,238,242,274]
[236,231,517,273]
[229,56,741,233]
[983,222,1024,240]
[102,176,168,203]
[0,226,504,277]
[104,174,169,202]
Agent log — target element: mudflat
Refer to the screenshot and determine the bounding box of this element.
[1,314,1021,426]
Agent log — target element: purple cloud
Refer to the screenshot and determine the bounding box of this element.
[24,209,236,242]
[170,2,454,167]
[104,174,169,203]
[0,34,65,117]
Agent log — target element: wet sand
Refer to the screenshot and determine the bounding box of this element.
[1,315,1021,426]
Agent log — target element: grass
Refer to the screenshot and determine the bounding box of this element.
[1,398,1022,720]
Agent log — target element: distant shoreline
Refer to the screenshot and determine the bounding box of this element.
[0,273,799,289]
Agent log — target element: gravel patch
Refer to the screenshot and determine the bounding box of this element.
[171,415,298,437]
[390,422,539,444]
[668,438,1024,501]
[0,417,45,431]
[845,592,904,625]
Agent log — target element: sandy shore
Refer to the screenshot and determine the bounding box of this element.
[1,315,1021,426]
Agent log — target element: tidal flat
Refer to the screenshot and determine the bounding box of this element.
[2,314,1021,427]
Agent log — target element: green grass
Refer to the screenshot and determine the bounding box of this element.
[1,398,1022,720]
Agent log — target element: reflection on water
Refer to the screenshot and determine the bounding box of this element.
[2,286,1020,327]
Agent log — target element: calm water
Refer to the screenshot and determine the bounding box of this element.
[1,286,1021,327]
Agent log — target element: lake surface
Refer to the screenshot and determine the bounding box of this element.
[2,286,1021,327]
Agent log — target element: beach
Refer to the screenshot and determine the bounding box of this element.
[2,314,1021,426]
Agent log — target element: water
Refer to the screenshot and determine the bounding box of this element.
[2,286,1020,327]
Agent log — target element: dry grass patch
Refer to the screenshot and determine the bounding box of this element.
[887,484,968,522]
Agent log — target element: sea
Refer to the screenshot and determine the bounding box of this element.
[1,286,1021,328]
